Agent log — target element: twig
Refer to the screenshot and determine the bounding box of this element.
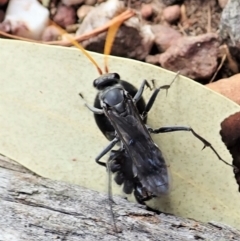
[178,23,187,36]
[209,54,226,83]
[0,9,135,47]
[180,4,188,24]
[207,3,211,33]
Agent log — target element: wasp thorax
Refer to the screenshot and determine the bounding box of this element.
[103,88,124,107]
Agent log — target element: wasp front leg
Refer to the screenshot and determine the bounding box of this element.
[79,93,104,114]
[142,72,179,117]
[133,80,152,103]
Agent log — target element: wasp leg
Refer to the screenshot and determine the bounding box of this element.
[79,93,104,114]
[148,126,233,168]
[106,156,116,204]
[85,103,104,114]
[133,80,151,103]
[95,137,119,166]
[134,185,155,205]
[142,72,179,117]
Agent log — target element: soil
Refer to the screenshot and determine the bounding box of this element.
[181,0,221,35]
[122,0,232,81]
[0,0,236,81]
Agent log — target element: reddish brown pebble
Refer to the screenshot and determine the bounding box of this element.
[220,111,240,190]
[206,74,240,105]
[145,54,161,65]
[41,25,60,41]
[141,3,153,19]
[53,4,76,28]
[221,112,240,148]
[159,33,219,80]
[151,24,182,51]
[0,0,8,5]
[84,0,97,6]
[62,0,85,5]
[163,5,181,23]
[76,0,154,60]
[0,20,11,33]
[0,10,4,22]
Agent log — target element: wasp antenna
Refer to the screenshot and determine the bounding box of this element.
[50,20,103,75]
[104,9,135,73]
[104,20,122,74]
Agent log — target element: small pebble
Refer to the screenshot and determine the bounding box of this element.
[151,24,182,51]
[162,0,184,6]
[207,74,240,105]
[62,0,85,5]
[77,5,94,20]
[145,54,161,65]
[0,9,4,22]
[0,20,11,32]
[4,0,49,40]
[141,3,153,19]
[158,33,219,80]
[76,0,154,60]
[163,5,181,23]
[53,4,76,28]
[84,0,97,6]
[41,25,60,41]
[218,0,229,9]
[0,0,8,6]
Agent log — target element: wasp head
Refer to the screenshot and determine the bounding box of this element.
[93,73,120,90]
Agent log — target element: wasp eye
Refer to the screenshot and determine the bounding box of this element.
[93,79,98,88]
[113,73,120,79]
[93,74,120,90]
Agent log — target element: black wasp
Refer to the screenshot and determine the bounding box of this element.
[80,72,233,204]
[57,8,233,203]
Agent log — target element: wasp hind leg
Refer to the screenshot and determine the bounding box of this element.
[95,137,119,167]
[134,183,155,204]
[148,126,234,168]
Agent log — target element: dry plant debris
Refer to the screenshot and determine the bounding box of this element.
[0,0,239,86]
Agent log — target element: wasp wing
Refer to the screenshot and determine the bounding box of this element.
[106,98,170,196]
